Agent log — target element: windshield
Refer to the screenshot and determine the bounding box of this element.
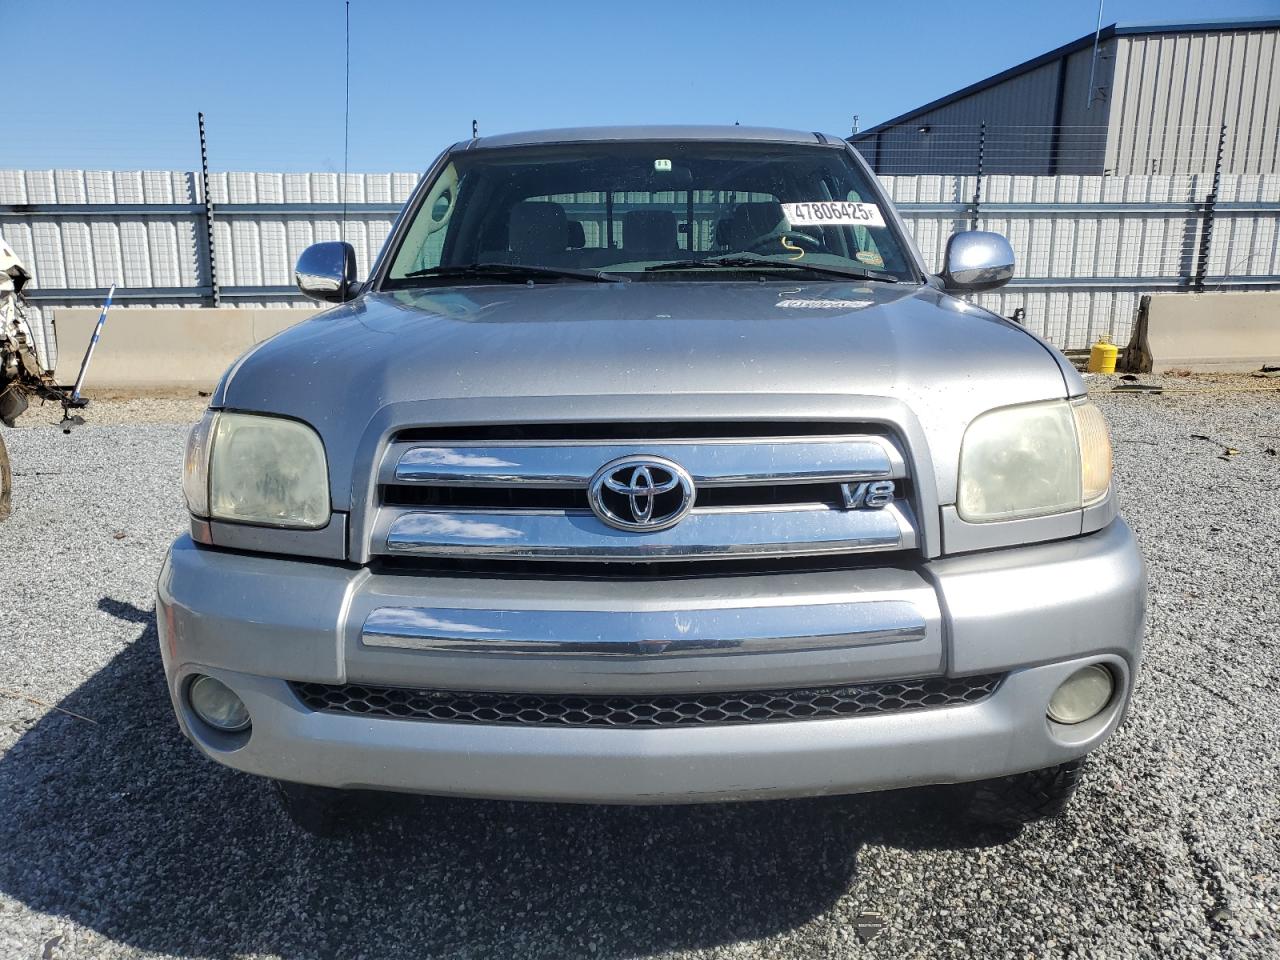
[383,141,918,285]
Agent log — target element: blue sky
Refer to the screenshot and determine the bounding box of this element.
[7,0,1278,172]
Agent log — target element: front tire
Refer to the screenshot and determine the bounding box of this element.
[273,780,350,837]
[958,757,1088,828]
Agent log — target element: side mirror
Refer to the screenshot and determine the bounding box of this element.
[941,231,1014,293]
[295,241,357,303]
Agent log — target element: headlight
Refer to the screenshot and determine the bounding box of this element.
[183,411,330,529]
[957,399,1112,523]
[1072,401,1113,505]
[182,409,217,518]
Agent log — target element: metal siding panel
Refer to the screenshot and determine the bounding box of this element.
[177,215,201,288]
[0,171,26,204]
[286,220,315,274]
[1265,33,1280,172]
[212,219,234,285]
[25,171,55,204]
[114,171,144,204]
[84,171,113,203]
[1242,30,1276,174]
[230,219,262,286]
[60,221,94,288]
[54,170,86,203]
[260,220,289,285]
[1205,33,1234,164]
[1106,28,1280,176]
[366,174,391,203]
[1219,33,1245,173]
[88,222,121,287]
[283,173,312,203]
[1160,34,1190,174]
[2,224,35,277]
[142,170,172,203]
[869,62,1064,174]
[1105,38,1133,174]
[312,174,339,203]
[145,219,178,287]
[119,221,151,287]
[1057,45,1112,174]
[256,173,284,204]
[393,173,420,201]
[1131,37,1158,174]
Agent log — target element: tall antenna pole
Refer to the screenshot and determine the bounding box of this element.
[1086,0,1105,110]
[342,0,351,244]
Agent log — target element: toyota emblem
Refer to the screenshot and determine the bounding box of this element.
[587,455,696,532]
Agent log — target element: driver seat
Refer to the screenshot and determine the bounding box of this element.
[729,201,786,248]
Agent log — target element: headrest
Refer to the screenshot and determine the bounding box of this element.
[622,210,677,256]
[566,220,586,249]
[730,201,785,247]
[715,217,734,247]
[509,201,568,259]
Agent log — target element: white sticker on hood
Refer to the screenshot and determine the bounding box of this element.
[781,201,885,229]
[776,298,873,309]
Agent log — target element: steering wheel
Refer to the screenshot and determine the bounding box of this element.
[743,230,823,254]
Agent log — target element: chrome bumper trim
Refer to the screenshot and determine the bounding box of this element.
[387,437,902,487]
[361,600,928,657]
[379,502,917,560]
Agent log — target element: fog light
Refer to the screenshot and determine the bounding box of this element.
[1047,664,1114,725]
[188,675,250,732]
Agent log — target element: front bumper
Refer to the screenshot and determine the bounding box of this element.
[157,520,1146,804]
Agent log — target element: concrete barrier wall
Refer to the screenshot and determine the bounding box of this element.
[1133,291,1280,372]
[51,308,320,390]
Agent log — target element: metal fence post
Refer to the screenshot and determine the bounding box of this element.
[1193,122,1227,292]
[197,112,220,306]
[971,121,986,231]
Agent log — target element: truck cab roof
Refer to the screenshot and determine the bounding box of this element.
[459,125,836,151]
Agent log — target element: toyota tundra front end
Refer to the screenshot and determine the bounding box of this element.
[157,126,1145,834]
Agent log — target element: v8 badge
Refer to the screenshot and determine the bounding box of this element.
[841,480,896,510]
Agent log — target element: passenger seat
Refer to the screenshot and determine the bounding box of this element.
[729,201,786,248]
[622,210,678,259]
[508,201,570,262]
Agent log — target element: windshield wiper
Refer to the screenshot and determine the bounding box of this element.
[644,254,897,282]
[400,262,627,283]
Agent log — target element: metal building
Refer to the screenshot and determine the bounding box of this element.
[850,17,1280,176]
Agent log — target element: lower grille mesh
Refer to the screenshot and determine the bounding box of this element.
[289,675,1003,728]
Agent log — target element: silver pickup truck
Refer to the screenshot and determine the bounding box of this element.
[158,126,1146,836]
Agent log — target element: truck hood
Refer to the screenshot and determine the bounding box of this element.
[215,280,1076,510]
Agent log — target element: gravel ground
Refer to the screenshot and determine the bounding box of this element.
[0,381,1277,960]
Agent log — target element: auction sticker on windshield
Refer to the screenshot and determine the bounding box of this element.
[782,201,885,228]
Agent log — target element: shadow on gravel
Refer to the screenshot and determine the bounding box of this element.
[0,601,1011,959]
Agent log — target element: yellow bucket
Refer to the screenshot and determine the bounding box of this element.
[1087,336,1119,374]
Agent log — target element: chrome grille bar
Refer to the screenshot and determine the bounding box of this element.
[373,428,918,562]
[387,437,902,487]
[361,600,927,657]
[380,502,917,560]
